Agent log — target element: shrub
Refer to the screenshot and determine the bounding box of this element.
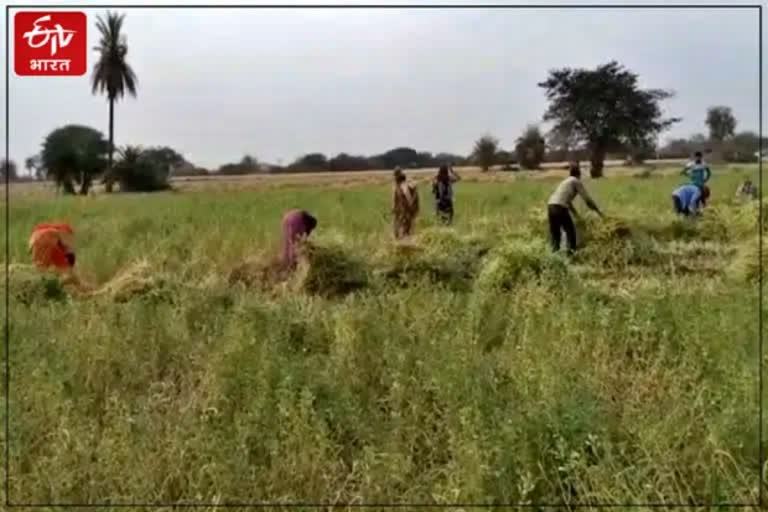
[113,146,172,192]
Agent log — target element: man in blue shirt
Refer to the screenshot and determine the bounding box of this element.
[672,184,703,217]
[682,151,712,189]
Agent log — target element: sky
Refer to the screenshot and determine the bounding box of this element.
[0,0,763,172]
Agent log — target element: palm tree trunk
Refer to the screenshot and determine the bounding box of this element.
[105,97,115,193]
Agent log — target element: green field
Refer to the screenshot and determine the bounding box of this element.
[2,165,766,507]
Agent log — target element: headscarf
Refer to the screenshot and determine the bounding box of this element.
[28,223,76,272]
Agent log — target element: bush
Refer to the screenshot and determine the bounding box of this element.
[218,155,259,175]
[114,146,172,192]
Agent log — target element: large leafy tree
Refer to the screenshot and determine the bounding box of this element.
[472,135,499,172]
[41,125,108,195]
[706,106,737,143]
[538,61,679,177]
[91,11,138,193]
[515,125,546,170]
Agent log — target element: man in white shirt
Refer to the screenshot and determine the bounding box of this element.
[547,163,604,254]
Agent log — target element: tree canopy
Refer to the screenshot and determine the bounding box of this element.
[472,135,499,172]
[706,106,737,143]
[41,125,108,194]
[113,145,173,192]
[515,125,546,170]
[538,61,679,177]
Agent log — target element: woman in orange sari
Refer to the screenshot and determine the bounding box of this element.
[28,223,76,273]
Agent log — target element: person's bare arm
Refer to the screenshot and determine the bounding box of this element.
[450,168,461,182]
[576,181,604,217]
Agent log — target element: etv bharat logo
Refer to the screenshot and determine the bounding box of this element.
[15,12,87,76]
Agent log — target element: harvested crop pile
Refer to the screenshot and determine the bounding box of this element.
[374,228,491,290]
[525,210,629,248]
[8,260,168,304]
[292,241,368,298]
[576,216,662,270]
[227,256,289,292]
[78,260,166,303]
[642,218,700,242]
[640,208,729,243]
[727,236,765,283]
[414,228,491,257]
[9,264,69,305]
[474,238,569,292]
[575,216,633,244]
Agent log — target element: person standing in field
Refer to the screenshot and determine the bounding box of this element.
[682,151,712,190]
[672,184,703,217]
[392,167,420,239]
[547,163,604,254]
[432,164,461,225]
[281,209,318,268]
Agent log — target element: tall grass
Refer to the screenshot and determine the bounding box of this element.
[1,167,765,506]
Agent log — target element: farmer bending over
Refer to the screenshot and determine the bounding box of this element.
[392,167,420,239]
[672,184,703,217]
[547,163,603,254]
[29,223,76,274]
[432,164,461,225]
[281,209,318,269]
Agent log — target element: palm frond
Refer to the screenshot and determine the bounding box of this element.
[91,10,138,101]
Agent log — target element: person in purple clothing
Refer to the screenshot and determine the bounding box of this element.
[281,209,318,268]
[672,184,703,217]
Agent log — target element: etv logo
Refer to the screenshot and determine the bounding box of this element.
[14,12,87,76]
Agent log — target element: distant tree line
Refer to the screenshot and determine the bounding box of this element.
[7,52,764,192]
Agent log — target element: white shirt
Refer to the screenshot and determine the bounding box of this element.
[547,176,594,208]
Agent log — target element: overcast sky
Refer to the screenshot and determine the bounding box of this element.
[1,0,762,171]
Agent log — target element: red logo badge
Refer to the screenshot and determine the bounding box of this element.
[14,12,87,76]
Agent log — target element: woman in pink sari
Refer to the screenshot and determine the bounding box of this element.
[281,209,318,268]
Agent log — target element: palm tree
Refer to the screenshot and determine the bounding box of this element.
[91,11,138,193]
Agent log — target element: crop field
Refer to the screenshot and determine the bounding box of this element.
[1,165,766,507]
